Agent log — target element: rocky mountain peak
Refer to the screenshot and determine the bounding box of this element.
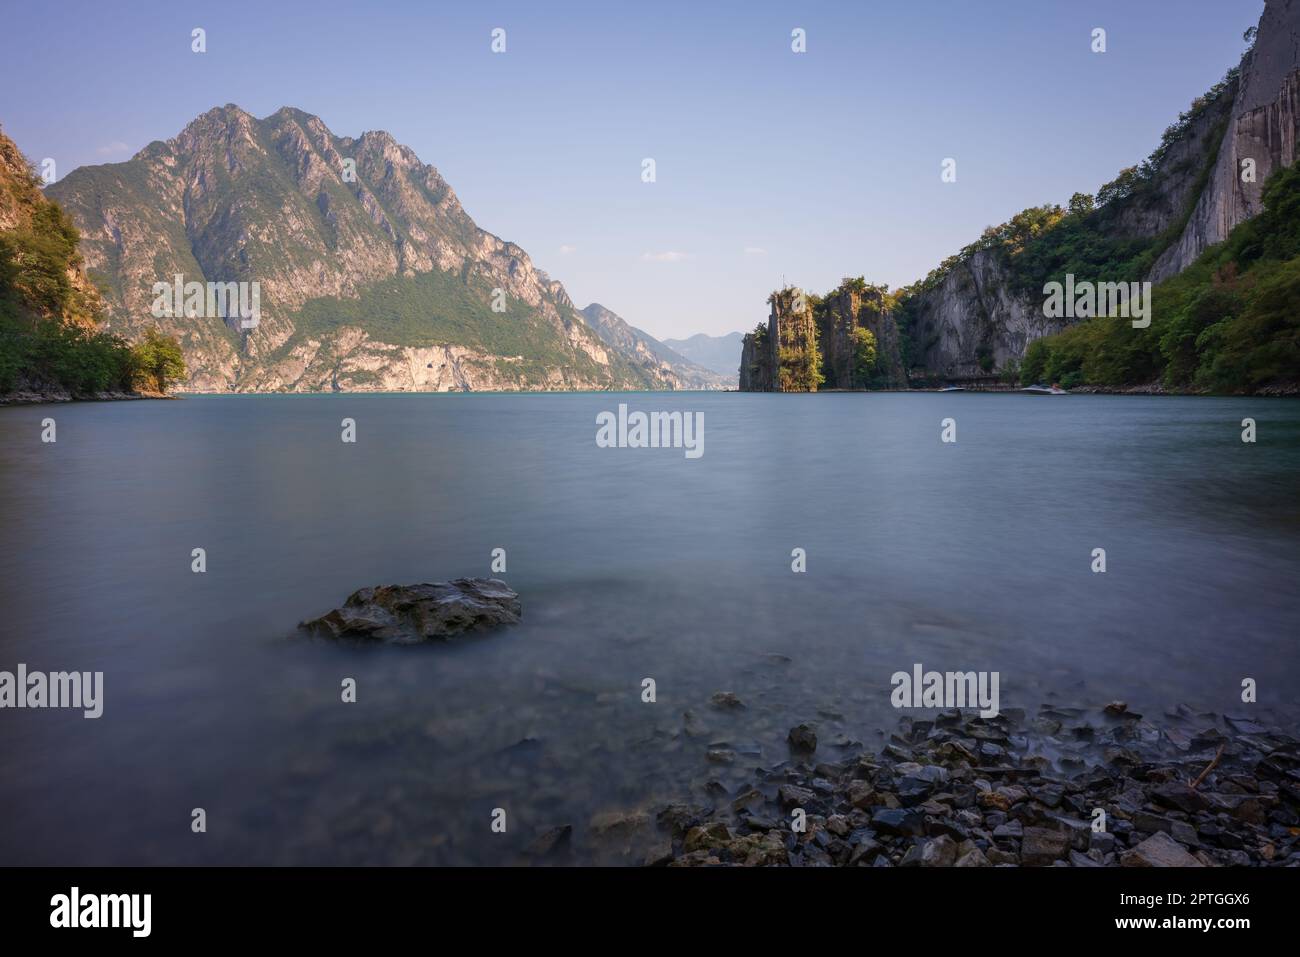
[43,106,720,393]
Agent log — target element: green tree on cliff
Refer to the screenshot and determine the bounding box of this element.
[851,327,877,387]
[131,328,186,393]
[779,343,823,391]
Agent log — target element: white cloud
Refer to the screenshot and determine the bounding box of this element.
[559,244,577,255]
[96,141,131,157]
[640,250,687,263]
[743,246,767,256]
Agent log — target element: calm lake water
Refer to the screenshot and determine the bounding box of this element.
[1,392,1297,864]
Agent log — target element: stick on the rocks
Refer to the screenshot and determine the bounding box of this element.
[1188,742,1226,790]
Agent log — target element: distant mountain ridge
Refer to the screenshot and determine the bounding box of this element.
[578,303,728,389]
[661,331,745,380]
[45,105,713,392]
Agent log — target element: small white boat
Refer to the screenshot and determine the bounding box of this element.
[938,385,966,392]
[1020,383,1069,395]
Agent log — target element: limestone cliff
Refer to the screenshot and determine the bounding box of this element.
[739,288,820,391]
[901,248,1048,379]
[738,326,767,391]
[816,282,907,389]
[1152,0,1300,279]
[902,65,1242,380]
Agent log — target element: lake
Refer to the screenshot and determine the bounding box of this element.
[1,392,1297,864]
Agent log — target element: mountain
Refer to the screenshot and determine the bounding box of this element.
[45,105,680,393]
[661,331,745,380]
[741,0,1300,394]
[578,303,728,389]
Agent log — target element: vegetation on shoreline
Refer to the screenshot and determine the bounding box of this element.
[0,129,185,398]
[1023,161,1300,393]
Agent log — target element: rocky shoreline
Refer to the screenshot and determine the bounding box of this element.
[0,388,171,406]
[651,702,1300,867]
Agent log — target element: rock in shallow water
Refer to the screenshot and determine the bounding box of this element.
[524,825,572,859]
[300,578,521,644]
[788,724,818,753]
[657,701,1300,867]
[710,691,746,710]
[1121,831,1204,868]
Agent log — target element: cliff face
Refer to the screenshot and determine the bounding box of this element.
[737,328,764,391]
[578,302,729,389]
[904,75,1240,379]
[44,105,665,392]
[903,249,1046,378]
[818,284,907,388]
[1152,0,1300,279]
[770,289,820,391]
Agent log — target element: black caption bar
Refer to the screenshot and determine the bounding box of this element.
[0,865,1288,943]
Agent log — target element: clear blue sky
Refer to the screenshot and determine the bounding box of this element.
[0,0,1263,339]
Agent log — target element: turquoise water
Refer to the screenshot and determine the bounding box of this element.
[0,392,1296,864]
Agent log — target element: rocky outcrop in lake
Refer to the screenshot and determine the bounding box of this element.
[300,578,520,644]
[817,281,907,389]
[739,287,820,392]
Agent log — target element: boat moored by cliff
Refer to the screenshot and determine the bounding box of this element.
[1020,383,1070,395]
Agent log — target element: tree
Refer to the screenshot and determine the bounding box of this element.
[1097,166,1141,207]
[132,328,186,393]
[1067,192,1095,217]
[1021,338,1049,384]
[850,326,877,387]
